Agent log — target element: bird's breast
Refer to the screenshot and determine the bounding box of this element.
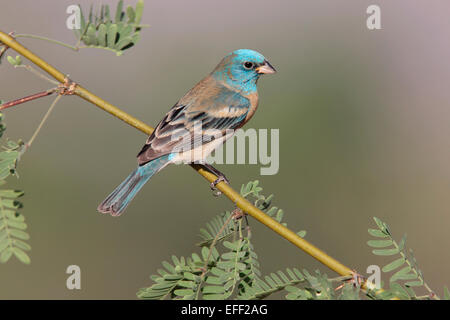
[242,92,259,125]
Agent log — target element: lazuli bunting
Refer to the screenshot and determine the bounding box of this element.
[98,49,276,216]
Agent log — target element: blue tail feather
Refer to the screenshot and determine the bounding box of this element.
[97,155,171,216]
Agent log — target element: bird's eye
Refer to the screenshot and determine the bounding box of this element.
[243,61,254,70]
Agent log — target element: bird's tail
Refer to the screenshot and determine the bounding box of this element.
[97,155,171,216]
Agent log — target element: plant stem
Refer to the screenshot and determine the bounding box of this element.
[27,94,62,148]
[202,211,235,275]
[0,88,56,111]
[391,237,439,300]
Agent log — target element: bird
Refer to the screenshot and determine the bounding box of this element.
[97,49,276,216]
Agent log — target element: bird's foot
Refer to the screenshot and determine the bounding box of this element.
[210,174,230,196]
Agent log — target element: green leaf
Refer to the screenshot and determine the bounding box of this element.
[397,234,407,251]
[15,56,22,66]
[135,0,144,25]
[88,4,93,23]
[0,190,23,198]
[223,241,237,250]
[217,260,235,269]
[221,252,237,260]
[205,276,223,285]
[210,267,226,276]
[183,271,195,280]
[107,24,118,48]
[97,24,107,47]
[126,6,135,23]
[236,262,247,271]
[11,247,30,264]
[404,280,423,287]
[368,228,388,238]
[152,281,176,291]
[0,239,8,252]
[8,229,29,240]
[137,290,165,299]
[163,274,183,281]
[78,5,86,33]
[12,239,31,251]
[203,285,225,294]
[7,56,16,66]
[115,0,124,23]
[161,261,176,274]
[177,280,195,288]
[6,220,27,230]
[86,24,97,46]
[199,248,208,262]
[372,248,399,256]
[390,266,415,282]
[389,282,411,300]
[173,289,193,297]
[191,253,202,264]
[104,4,110,21]
[373,217,390,235]
[296,230,306,238]
[114,36,133,50]
[0,248,12,263]
[275,209,284,222]
[2,199,22,209]
[293,268,304,280]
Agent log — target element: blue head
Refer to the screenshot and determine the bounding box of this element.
[212,49,276,94]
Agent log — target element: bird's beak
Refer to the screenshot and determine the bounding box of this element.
[256,60,277,74]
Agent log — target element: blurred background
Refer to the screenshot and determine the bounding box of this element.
[1,0,450,299]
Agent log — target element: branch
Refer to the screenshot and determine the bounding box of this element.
[0,30,377,292]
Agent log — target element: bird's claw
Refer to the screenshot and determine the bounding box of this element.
[210,175,230,196]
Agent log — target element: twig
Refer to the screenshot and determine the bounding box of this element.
[26,77,77,148]
[14,65,59,85]
[0,88,57,111]
[201,209,237,275]
[27,94,62,148]
[14,34,79,51]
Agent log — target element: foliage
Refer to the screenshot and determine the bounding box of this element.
[138,181,447,300]
[138,180,358,300]
[75,0,146,56]
[367,217,438,299]
[0,111,30,264]
[137,248,220,300]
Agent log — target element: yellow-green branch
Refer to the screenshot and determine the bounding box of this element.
[0,30,359,282]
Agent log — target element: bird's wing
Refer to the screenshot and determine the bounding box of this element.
[137,80,250,165]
